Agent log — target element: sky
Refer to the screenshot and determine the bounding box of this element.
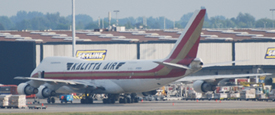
[0,0,274,20]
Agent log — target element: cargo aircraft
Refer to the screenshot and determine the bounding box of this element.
[15,8,270,104]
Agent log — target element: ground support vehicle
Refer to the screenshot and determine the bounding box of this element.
[213,93,228,100]
[59,95,73,103]
[28,105,47,109]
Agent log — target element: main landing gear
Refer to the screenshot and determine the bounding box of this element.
[102,93,139,104]
[80,93,93,104]
[103,94,119,104]
[80,93,140,104]
[119,93,139,104]
[47,97,55,104]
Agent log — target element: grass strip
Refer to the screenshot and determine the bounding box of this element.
[1,108,275,115]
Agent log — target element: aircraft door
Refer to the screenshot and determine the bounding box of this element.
[38,71,45,78]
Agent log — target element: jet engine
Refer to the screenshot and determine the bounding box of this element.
[36,85,56,98]
[141,90,157,96]
[193,80,216,93]
[17,83,38,95]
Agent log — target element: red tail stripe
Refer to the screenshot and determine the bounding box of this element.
[185,36,200,59]
[169,9,205,60]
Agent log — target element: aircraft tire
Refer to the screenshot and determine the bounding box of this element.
[80,99,85,104]
[134,97,139,103]
[88,98,93,104]
[126,98,131,103]
[103,99,107,104]
[119,98,124,103]
[47,98,51,104]
[110,99,115,104]
[51,97,55,104]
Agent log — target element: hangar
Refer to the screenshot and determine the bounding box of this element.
[1,28,275,85]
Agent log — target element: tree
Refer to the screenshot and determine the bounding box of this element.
[124,21,134,29]
[235,13,255,28]
[56,23,69,30]
[16,20,31,30]
[10,11,43,23]
[1,10,273,30]
[85,22,98,29]
[30,17,50,30]
[0,23,5,30]
[255,18,273,28]
[0,16,14,29]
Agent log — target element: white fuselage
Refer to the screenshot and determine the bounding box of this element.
[30,56,197,94]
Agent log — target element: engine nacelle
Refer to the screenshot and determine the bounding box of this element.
[17,83,38,95]
[193,80,216,93]
[141,90,157,96]
[36,85,56,99]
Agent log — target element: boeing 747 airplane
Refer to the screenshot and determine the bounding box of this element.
[15,8,270,104]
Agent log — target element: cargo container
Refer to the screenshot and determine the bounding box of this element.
[240,88,256,101]
[0,85,17,95]
[0,95,11,107]
[214,93,228,100]
[228,93,240,100]
[0,95,26,109]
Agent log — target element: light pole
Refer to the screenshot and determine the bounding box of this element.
[98,17,100,28]
[264,22,267,29]
[270,9,275,28]
[114,10,119,26]
[163,16,165,30]
[72,0,76,57]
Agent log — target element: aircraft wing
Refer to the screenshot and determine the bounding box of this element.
[14,77,103,90]
[176,73,272,83]
[154,60,246,70]
[15,77,79,85]
[203,60,246,68]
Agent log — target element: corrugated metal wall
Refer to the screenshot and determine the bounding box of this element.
[36,41,275,66]
[43,45,72,57]
[140,43,174,60]
[140,43,232,65]
[76,44,137,60]
[40,44,137,65]
[235,42,275,65]
[197,43,232,65]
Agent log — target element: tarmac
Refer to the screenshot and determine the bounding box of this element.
[1,99,275,113]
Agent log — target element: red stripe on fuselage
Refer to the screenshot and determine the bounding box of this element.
[32,64,165,76]
[40,69,186,80]
[31,64,187,80]
[31,63,186,80]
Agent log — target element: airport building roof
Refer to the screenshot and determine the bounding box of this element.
[0,28,275,43]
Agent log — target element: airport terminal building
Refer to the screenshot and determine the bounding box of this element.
[1,28,275,84]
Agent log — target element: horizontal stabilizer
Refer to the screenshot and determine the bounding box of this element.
[154,61,190,69]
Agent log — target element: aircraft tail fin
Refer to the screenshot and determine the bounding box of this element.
[165,8,206,65]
